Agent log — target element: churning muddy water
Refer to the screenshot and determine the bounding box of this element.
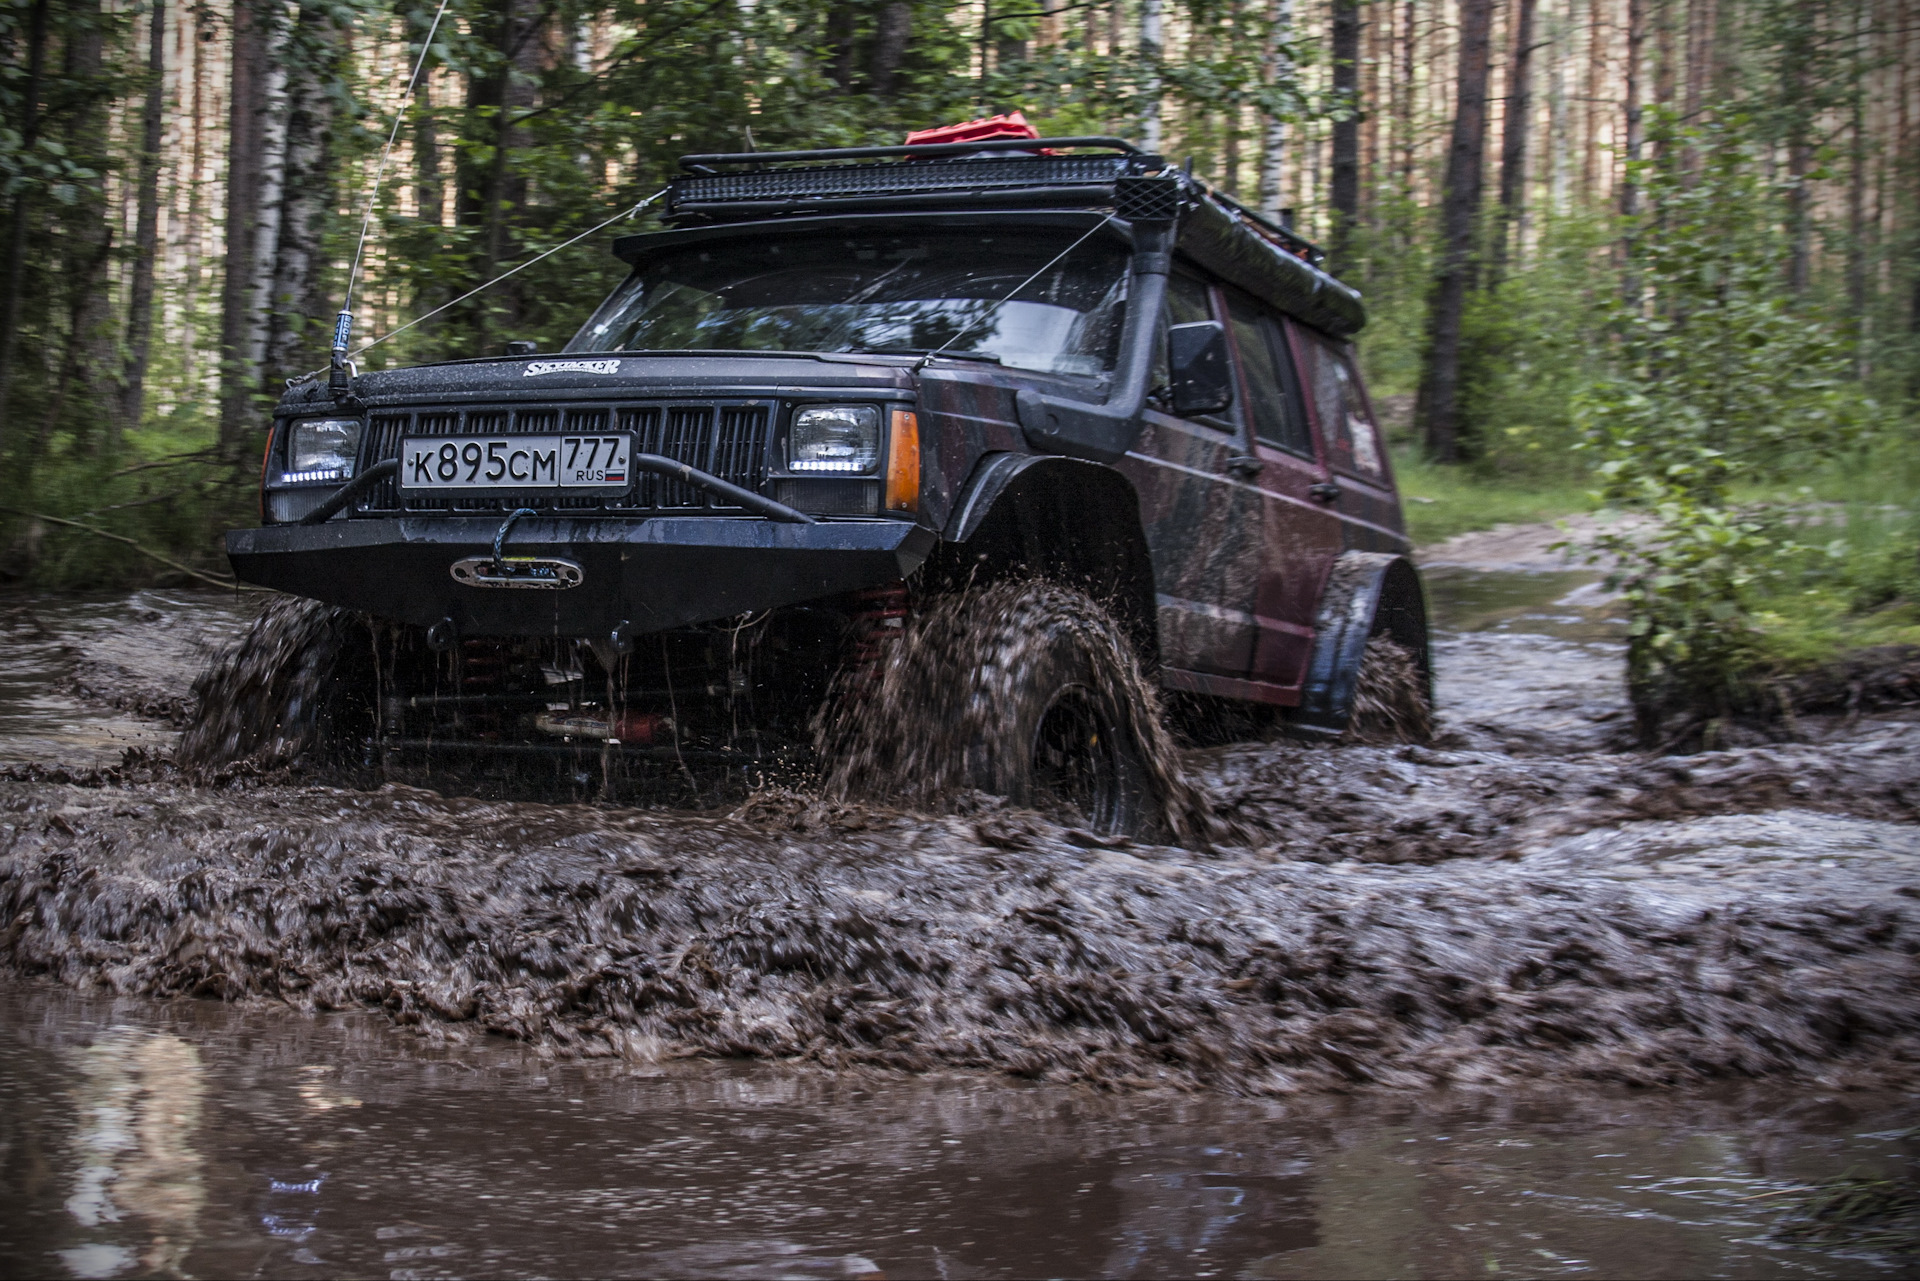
[2,556,1918,1276]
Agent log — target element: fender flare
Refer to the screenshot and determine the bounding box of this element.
[944,452,1046,544]
[933,451,1160,666]
[1291,551,1431,736]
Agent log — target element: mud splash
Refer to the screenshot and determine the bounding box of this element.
[4,576,1919,1097]
[174,596,363,772]
[3,761,1917,1094]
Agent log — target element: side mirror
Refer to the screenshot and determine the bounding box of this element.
[505,340,539,357]
[1168,321,1233,417]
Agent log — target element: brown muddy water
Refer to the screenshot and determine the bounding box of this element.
[3,566,1919,1277]
[3,980,1916,1280]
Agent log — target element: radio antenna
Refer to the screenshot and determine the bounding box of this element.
[329,0,454,399]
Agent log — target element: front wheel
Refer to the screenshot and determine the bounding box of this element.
[819,580,1189,838]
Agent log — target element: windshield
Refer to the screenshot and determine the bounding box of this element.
[565,228,1130,378]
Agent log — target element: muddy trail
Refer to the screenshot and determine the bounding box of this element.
[3,555,1919,1097]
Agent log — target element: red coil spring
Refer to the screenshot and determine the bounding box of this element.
[458,639,508,690]
[844,582,910,691]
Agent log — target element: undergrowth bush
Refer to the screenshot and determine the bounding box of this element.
[1573,108,1878,746]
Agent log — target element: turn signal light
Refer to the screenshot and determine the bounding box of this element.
[886,409,919,513]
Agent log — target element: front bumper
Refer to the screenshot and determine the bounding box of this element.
[226,515,936,637]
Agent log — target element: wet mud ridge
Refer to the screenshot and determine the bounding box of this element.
[3,590,1920,1095]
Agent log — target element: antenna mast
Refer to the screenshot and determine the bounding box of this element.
[330,0,454,401]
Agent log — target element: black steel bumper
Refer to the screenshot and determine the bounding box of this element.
[226,515,937,637]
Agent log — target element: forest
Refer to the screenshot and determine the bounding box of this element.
[0,0,1916,731]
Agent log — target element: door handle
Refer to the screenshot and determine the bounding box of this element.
[1308,481,1342,503]
[1226,453,1264,478]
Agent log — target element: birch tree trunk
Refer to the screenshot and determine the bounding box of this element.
[218,0,276,451]
[1257,0,1292,221]
[1414,0,1494,463]
[1140,0,1164,152]
[264,3,342,383]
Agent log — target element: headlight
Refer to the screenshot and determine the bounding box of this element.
[281,417,362,484]
[789,405,880,474]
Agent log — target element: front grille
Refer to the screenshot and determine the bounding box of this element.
[359,401,773,516]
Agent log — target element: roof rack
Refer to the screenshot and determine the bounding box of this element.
[677,136,1146,172]
[665,137,1169,227]
[1208,190,1328,267]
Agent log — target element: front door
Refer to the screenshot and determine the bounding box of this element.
[1222,289,1344,693]
[1122,270,1265,682]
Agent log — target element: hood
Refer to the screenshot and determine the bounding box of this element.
[279,351,918,413]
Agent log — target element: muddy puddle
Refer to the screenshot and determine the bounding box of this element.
[4,980,1915,1279]
[2,555,1919,1273]
[0,590,255,767]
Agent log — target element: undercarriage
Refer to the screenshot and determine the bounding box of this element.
[337,584,910,805]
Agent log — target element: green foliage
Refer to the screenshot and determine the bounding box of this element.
[1572,109,1876,741]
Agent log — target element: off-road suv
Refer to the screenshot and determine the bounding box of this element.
[226,126,1430,833]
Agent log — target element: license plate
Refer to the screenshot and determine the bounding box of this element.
[398,435,632,490]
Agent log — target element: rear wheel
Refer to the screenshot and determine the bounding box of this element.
[1344,633,1433,744]
[820,580,1183,837]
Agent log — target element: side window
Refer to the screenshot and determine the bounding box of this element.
[1298,330,1386,480]
[1167,271,1213,327]
[1152,269,1217,393]
[1225,292,1313,456]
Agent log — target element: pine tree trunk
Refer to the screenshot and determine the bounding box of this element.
[1489,0,1537,285]
[870,3,912,95]
[0,0,51,454]
[1413,0,1494,463]
[1549,0,1570,212]
[1582,0,1604,201]
[1397,0,1414,207]
[120,0,168,436]
[481,0,543,343]
[827,5,857,90]
[412,7,443,224]
[1328,0,1362,269]
[60,0,118,455]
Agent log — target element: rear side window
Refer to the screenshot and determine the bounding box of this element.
[1297,330,1386,480]
[1225,292,1312,457]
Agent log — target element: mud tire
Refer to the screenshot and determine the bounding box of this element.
[819,581,1187,838]
[1344,634,1434,744]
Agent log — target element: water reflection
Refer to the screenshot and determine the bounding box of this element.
[2,981,1913,1279]
[58,1026,206,1278]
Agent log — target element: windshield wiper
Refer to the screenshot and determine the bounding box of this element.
[849,347,1002,364]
